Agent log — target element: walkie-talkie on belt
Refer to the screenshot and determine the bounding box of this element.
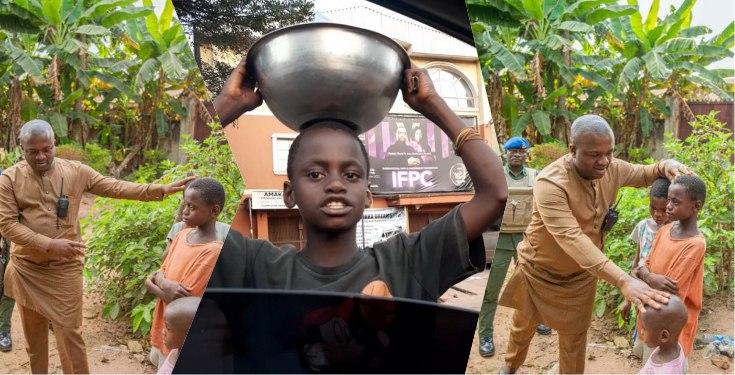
[56,177,69,229]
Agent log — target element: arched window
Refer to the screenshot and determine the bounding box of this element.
[427,67,476,110]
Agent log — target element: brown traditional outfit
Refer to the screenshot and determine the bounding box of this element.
[499,154,664,373]
[0,158,165,373]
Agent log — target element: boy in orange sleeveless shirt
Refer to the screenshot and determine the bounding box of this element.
[636,175,707,359]
[145,178,226,367]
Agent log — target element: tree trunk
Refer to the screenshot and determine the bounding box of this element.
[71,46,88,146]
[49,55,62,102]
[192,24,202,73]
[553,45,572,144]
[487,72,507,144]
[531,52,546,99]
[8,76,22,150]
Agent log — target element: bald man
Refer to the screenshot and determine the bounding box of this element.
[0,120,194,374]
[498,115,693,374]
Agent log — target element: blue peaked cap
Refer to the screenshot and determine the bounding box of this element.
[504,136,530,150]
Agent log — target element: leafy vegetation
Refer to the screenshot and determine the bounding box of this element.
[0,0,206,174]
[469,0,734,151]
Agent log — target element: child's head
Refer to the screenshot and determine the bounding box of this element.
[639,295,688,349]
[667,175,706,222]
[649,178,671,226]
[284,122,372,233]
[182,177,225,228]
[163,296,201,350]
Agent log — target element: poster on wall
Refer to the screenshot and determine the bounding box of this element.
[359,115,476,194]
[355,207,408,248]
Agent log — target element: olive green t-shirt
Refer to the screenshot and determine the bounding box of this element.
[208,206,484,301]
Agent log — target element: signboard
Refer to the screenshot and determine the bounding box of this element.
[355,207,408,248]
[248,189,295,210]
[359,115,476,194]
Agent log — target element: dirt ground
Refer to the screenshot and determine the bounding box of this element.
[0,294,156,374]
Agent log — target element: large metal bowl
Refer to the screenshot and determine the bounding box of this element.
[246,23,410,133]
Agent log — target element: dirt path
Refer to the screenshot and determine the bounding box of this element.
[0,293,155,374]
[462,278,734,374]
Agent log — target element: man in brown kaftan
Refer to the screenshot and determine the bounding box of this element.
[498,115,691,374]
[0,120,193,373]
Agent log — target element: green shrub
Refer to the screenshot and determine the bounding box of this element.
[0,148,22,170]
[84,143,113,174]
[82,122,244,336]
[528,142,567,170]
[598,112,734,331]
[54,142,112,174]
[55,143,87,162]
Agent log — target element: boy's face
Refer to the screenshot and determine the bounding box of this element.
[649,197,669,226]
[163,318,186,350]
[284,128,372,233]
[638,319,658,348]
[666,183,700,222]
[181,188,219,228]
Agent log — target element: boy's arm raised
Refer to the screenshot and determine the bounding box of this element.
[401,66,507,240]
[213,56,263,126]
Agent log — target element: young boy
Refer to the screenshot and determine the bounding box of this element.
[145,178,226,367]
[638,295,689,374]
[208,59,507,301]
[636,175,707,358]
[156,296,201,375]
[625,177,670,352]
[631,178,672,273]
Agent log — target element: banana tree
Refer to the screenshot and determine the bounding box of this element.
[468,0,636,143]
[0,0,153,144]
[113,0,194,175]
[0,27,45,149]
[607,0,734,150]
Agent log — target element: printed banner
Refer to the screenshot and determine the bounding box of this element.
[360,115,476,194]
[355,207,408,248]
[248,189,294,210]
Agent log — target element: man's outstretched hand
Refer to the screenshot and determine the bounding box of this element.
[213,56,263,126]
[619,275,670,313]
[163,175,197,196]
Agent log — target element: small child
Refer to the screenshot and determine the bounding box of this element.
[637,175,707,358]
[638,295,689,374]
[145,177,226,367]
[208,60,507,300]
[626,178,671,351]
[631,178,672,272]
[156,296,202,375]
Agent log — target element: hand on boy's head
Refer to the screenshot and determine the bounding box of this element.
[620,276,670,313]
[401,64,442,114]
[213,56,263,125]
[663,159,694,180]
[163,176,197,195]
